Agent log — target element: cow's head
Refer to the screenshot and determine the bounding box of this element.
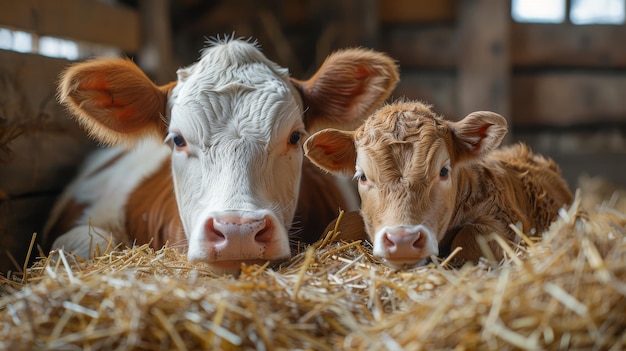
[58,38,398,274]
[304,100,507,269]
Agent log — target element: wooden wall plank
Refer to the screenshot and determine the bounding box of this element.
[512,23,626,68]
[384,23,626,69]
[379,0,456,24]
[395,71,626,126]
[393,70,458,119]
[0,51,94,195]
[512,73,626,126]
[382,26,456,68]
[0,0,140,53]
[0,195,57,274]
[0,51,95,274]
[457,0,511,129]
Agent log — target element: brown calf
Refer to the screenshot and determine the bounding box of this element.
[305,100,573,268]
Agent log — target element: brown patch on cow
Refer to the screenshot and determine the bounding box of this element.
[86,151,126,178]
[291,158,352,245]
[125,160,185,250]
[43,200,88,251]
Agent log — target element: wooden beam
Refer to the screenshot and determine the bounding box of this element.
[457,0,511,133]
[0,0,141,53]
[138,0,176,84]
[379,0,456,24]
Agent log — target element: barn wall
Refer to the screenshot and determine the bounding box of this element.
[183,0,626,188]
[0,0,146,273]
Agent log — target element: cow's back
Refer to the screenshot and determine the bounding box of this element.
[487,143,572,234]
[443,143,572,263]
[43,140,172,251]
[481,143,572,239]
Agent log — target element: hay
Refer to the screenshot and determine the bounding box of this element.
[1,183,626,350]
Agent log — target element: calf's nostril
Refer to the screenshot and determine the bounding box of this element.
[383,232,397,249]
[411,232,424,249]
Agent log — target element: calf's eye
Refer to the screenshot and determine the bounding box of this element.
[355,171,367,183]
[439,166,450,179]
[289,131,301,145]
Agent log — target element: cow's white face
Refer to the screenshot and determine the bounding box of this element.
[167,42,305,271]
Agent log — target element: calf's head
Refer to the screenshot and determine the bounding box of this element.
[58,38,398,273]
[305,101,507,268]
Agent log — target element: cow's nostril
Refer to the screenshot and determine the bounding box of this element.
[255,227,271,243]
[254,217,272,243]
[205,218,226,243]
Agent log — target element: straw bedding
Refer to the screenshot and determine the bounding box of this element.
[1,178,625,350]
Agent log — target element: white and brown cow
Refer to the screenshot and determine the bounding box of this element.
[305,100,573,268]
[43,38,399,274]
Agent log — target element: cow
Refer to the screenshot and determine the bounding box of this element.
[43,38,399,274]
[304,100,573,268]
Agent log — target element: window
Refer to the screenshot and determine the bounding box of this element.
[0,27,119,61]
[512,0,625,24]
[570,0,625,24]
[512,0,566,23]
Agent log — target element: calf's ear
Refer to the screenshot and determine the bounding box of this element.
[58,58,176,146]
[451,111,508,162]
[292,48,399,133]
[304,129,357,175]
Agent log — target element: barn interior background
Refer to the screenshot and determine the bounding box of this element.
[0,0,625,273]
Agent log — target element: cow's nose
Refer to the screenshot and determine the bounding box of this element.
[382,226,427,257]
[205,212,271,246]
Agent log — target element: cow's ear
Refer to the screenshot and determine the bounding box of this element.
[58,58,176,146]
[292,48,399,134]
[304,129,357,175]
[451,111,508,162]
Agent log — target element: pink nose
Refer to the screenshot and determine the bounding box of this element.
[382,226,427,260]
[204,211,274,259]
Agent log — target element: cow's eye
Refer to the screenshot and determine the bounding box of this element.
[166,133,187,148]
[289,131,301,145]
[173,135,187,148]
[439,166,450,179]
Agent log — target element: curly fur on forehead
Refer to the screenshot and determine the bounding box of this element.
[355,100,452,186]
[355,100,448,146]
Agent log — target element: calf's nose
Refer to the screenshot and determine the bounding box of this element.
[382,226,427,258]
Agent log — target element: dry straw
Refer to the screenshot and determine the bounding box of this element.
[1,178,625,350]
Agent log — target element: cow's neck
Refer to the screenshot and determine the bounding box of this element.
[125,158,186,250]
